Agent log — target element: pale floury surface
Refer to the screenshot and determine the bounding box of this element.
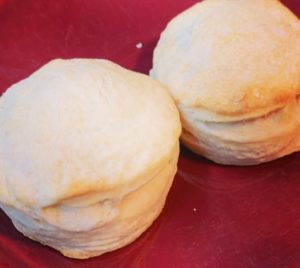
[0,59,181,258]
[151,0,300,165]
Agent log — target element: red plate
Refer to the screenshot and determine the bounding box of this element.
[0,1,300,267]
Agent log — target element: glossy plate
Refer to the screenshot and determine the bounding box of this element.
[0,1,300,267]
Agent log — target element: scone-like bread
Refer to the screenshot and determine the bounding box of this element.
[0,59,181,258]
[151,0,300,165]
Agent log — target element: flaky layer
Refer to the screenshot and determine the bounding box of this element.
[0,143,179,259]
[180,101,300,165]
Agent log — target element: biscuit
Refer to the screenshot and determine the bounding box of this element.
[151,0,300,165]
[0,59,181,258]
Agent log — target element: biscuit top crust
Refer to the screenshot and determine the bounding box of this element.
[0,59,181,207]
[152,0,300,115]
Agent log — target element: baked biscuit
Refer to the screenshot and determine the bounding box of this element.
[151,0,300,165]
[0,59,181,258]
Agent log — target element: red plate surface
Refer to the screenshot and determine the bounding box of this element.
[0,1,300,267]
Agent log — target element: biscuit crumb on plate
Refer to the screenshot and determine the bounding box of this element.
[136,42,143,49]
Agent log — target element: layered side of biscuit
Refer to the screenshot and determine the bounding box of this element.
[1,144,179,259]
[180,99,300,165]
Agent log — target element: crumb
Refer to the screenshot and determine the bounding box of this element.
[136,42,143,49]
[193,208,197,212]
